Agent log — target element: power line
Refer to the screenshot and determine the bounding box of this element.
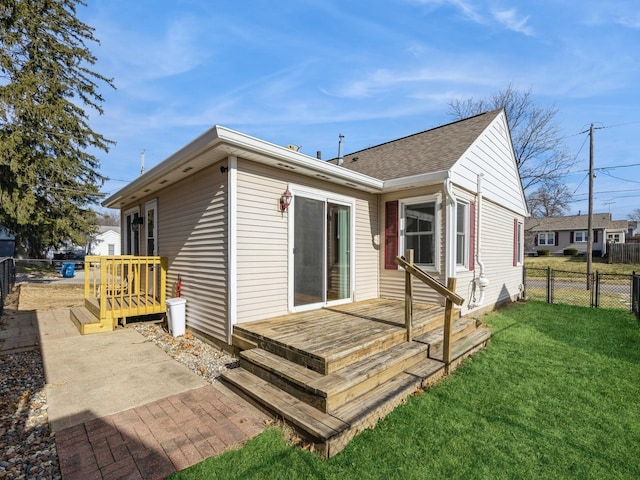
[600,170,640,184]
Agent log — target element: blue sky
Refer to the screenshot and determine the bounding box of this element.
[79,0,640,220]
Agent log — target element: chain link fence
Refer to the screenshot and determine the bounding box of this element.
[524,266,638,314]
[633,273,640,320]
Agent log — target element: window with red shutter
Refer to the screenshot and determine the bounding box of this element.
[384,201,398,269]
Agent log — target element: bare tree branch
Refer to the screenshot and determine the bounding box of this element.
[448,84,573,193]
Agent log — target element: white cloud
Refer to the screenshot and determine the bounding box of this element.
[492,8,534,36]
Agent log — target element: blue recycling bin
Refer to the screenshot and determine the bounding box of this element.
[60,262,75,278]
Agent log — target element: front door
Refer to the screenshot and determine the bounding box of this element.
[293,195,352,309]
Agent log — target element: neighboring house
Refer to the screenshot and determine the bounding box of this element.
[103,109,528,348]
[0,227,15,257]
[87,226,121,256]
[525,213,628,256]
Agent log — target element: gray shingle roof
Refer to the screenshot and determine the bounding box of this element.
[525,213,628,232]
[332,109,503,181]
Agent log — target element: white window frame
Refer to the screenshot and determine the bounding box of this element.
[145,199,158,255]
[517,221,524,265]
[574,231,588,243]
[538,232,555,246]
[455,201,469,269]
[400,194,441,272]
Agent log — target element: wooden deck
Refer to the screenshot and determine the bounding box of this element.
[70,256,167,334]
[223,298,491,457]
[233,299,446,374]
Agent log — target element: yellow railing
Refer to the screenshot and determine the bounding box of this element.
[395,249,465,367]
[84,256,167,325]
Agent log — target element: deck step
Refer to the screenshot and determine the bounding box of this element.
[425,326,491,363]
[222,355,448,458]
[221,368,349,442]
[325,371,425,457]
[70,306,112,335]
[415,318,478,358]
[241,341,429,413]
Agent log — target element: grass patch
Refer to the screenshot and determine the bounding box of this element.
[171,302,640,479]
[525,255,637,275]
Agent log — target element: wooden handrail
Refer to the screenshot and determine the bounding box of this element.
[394,255,464,305]
[395,250,463,367]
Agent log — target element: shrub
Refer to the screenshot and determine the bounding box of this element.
[537,249,550,256]
[563,248,578,256]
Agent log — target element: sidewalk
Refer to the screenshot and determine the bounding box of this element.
[4,299,269,479]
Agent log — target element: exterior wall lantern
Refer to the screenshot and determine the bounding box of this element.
[131,216,144,232]
[279,187,293,212]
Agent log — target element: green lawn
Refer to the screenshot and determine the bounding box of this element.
[171,302,640,480]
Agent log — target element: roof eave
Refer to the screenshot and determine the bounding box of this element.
[382,170,449,192]
[103,126,383,208]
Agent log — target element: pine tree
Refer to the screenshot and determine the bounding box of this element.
[0,0,114,257]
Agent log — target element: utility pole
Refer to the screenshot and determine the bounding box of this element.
[586,124,594,290]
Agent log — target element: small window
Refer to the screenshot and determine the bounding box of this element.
[108,244,115,255]
[456,202,468,267]
[574,231,588,243]
[402,199,438,267]
[538,232,555,246]
[517,222,523,264]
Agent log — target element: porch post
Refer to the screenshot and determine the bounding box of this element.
[443,277,457,368]
[404,249,414,342]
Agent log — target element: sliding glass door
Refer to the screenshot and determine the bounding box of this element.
[293,195,352,308]
[294,197,325,307]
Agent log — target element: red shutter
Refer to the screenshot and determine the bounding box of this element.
[513,219,519,266]
[555,231,559,246]
[570,231,574,243]
[594,230,598,242]
[384,201,399,270]
[469,201,476,271]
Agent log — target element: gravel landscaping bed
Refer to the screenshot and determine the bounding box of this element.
[0,351,59,480]
[132,322,239,383]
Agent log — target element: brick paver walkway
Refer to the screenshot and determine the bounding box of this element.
[55,384,269,480]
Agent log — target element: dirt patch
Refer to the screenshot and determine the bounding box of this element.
[18,284,85,311]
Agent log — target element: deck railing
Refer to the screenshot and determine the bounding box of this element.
[84,255,167,323]
[395,249,465,367]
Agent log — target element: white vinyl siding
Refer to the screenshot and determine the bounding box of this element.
[354,197,378,302]
[450,113,528,217]
[456,196,524,316]
[155,163,229,343]
[236,164,289,323]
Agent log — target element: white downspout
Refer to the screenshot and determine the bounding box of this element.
[444,172,456,281]
[469,173,489,308]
